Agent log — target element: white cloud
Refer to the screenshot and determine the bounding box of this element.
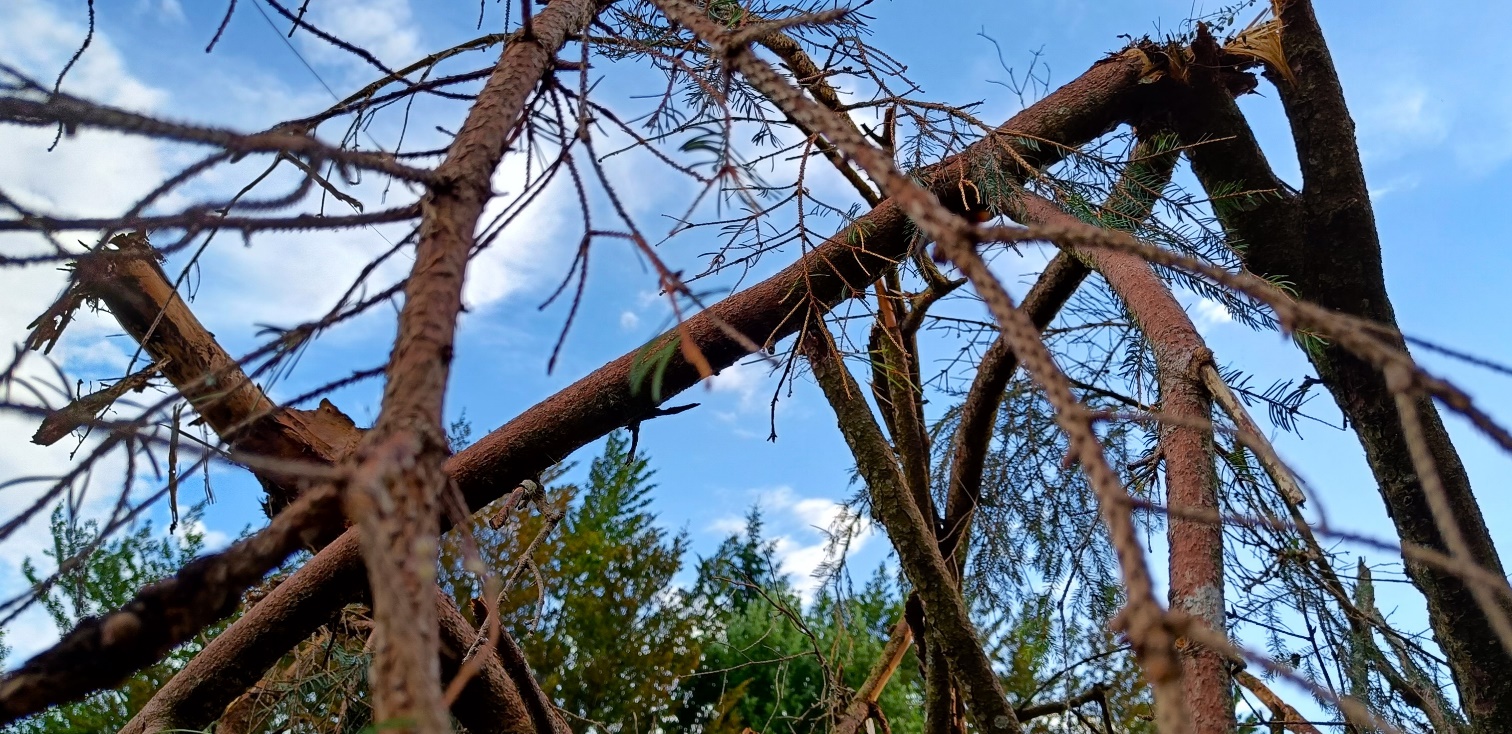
[1,0,165,111]
[707,357,770,412]
[0,1,181,662]
[1367,174,1420,201]
[297,0,422,75]
[463,157,573,311]
[173,517,231,551]
[709,485,876,603]
[619,310,640,330]
[0,0,168,219]
[1193,297,1232,331]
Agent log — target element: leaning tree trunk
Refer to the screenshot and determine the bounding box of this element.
[1157,12,1512,731]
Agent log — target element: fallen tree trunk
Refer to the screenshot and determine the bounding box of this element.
[54,50,1155,733]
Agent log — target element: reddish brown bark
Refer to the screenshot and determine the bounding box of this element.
[342,1,617,730]
[1013,192,1231,733]
[898,254,1082,734]
[26,231,361,510]
[122,580,539,734]
[437,590,549,734]
[0,484,348,726]
[115,538,368,734]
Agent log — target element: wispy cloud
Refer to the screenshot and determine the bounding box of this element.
[295,0,421,76]
[708,485,876,602]
[1192,297,1233,333]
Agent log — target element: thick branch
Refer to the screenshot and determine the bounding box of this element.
[0,485,345,724]
[649,4,1189,725]
[344,1,614,729]
[756,29,882,206]
[800,327,1022,734]
[437,588,547,734]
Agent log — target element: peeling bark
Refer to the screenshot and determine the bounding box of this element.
[26,231,361,511]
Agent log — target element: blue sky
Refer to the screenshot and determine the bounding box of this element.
[2,0,1511,716]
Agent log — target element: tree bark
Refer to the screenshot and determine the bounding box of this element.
[341,2,617,730]
[801,327,1023,734]
[1158,17,1512,730]
[1013,192,1231,733]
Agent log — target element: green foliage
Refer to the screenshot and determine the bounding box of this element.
[12,504,224,734]
[631,335,683,402]
[677,512,925,734]
[448,409,474,451]
[442,430,700,732]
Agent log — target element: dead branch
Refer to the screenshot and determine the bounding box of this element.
[800,325,1023,734]
[940,131,1179,576]
[31,356,168,446]
[0,88,432,184]
[25,231,362,510]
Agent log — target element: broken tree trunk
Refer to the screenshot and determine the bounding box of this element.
[1157,16,1512,730]
[25,231,361,512]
